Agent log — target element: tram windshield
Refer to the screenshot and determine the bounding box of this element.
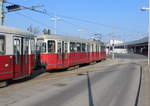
[36,42,46,53]
[0,36,5,55]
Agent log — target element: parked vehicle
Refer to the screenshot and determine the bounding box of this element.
[0,26,106,87]
[36,34,106,70]
[0,26,36,87]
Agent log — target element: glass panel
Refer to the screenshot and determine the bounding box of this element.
[64,42,68,53]
[101,45,105,52]
[87,44,90,52]
[36,42,46,53]
[82,43,86,52]
[31,39,35,54]
[57,42,61,53]
[76,43,81,52]
[70,42,76,53]
[48,40,55,53]
[23,38,29,64]
[14,39,20,64]
[0,36,5,55]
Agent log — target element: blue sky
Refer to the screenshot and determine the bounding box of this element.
[4,0,148,42]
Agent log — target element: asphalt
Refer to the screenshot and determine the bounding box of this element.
[0,53,147,106]
[11,62,141,106]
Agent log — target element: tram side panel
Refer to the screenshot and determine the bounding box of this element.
[0,56,13,80]
[0,35,13,81]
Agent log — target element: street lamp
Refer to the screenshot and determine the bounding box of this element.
[141,4,150,65]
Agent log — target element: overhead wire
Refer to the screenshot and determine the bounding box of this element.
[15,12,54,29]
[4,1,146,34]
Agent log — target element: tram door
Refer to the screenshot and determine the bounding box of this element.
[57,41,63,67]
[14,37,29,78]
[62,41,65,66]
[87,43,90,58]
[57,41,66,68]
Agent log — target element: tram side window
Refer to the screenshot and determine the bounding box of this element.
[96,45,98,52]
[101,46,105,52]
[14,39,20,64]
[0,36,5,55]
[23,39,29,64]
[31,39,35,54]
[76,43,81,52]
[36,42,46,53]
[70,42,76,53]
[64,42,68,53]
[23,39,29,54]
[57,42,62,53]
[87,44,90,52]
[92,44,94,52]
[82,43,86,52]
[99,46,101,52]
[48,40,55,53]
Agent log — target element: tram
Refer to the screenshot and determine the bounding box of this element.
[0,26,36,87]
[36,33,106,70]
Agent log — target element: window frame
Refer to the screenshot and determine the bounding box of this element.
[36,41,47,53]
[76,42,81,53]
[64,42,68,53]
[47,40,56,53]
[30,39,36,54]
[0,35,5,55]
[70,42,76,53]
[82,43,86,52]
[57,41,62,54]
[14,38,21,64]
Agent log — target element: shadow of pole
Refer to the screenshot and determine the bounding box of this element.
[87,71,94,106]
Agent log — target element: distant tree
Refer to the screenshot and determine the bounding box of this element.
[93,33,102,41]
[27,25,40,35]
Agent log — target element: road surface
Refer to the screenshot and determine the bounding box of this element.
[0,53,146,106]
[10,54,143,106]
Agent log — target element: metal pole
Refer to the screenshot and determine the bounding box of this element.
[0,0,4,25]
[54,15,57,34]
[51,14,61,34]
[148,0,150,65]
[112,40,114,59]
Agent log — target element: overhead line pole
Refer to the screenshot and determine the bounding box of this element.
[148,0,150,66]
[141,0,150,65]
[0,0,4,25]
[51,13,61,34]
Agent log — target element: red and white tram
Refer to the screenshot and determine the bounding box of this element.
[36,34,106,70]
[0,26,36,87]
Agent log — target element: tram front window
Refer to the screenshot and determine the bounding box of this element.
[0,36,5,55]
[36,42,46,53]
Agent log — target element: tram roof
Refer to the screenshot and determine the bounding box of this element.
[37,34,89,42]
[37,34,104,44]
[0,26,34,36]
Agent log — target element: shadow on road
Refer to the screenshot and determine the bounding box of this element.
[87,72,94,106]
[134,66,142,106]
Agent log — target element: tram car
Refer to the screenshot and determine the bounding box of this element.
[36,33,106,70]
[0,26,36,87]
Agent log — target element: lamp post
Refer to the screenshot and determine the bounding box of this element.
[141,3,150,65]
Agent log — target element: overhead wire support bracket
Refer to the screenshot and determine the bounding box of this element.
[4,1,45,14]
